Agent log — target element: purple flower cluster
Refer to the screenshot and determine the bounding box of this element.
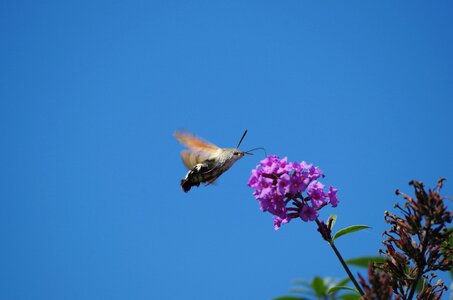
[248,155,339,230]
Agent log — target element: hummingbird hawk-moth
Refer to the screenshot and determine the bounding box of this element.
[175,130,253,192]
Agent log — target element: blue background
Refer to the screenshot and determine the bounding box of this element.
[1,1,452,299]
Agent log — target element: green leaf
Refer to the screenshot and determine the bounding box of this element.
[311,276,326,297]
[345,256,386,268]
[323,277,334,288]
[416,279,424,292]
[333,225,371,241]
[336,277,351,287]
[291,280,315,297]
[292,279,312,288]
[327,286,359,295]
[329,214,337,230]
[339,293,362,300]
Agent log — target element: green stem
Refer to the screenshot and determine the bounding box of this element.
[314,218,365,297]
[328,240,366,297]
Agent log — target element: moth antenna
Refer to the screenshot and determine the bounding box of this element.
[244,147,267,157]
[236,129,248,149]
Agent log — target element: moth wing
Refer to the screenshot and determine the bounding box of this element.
[174,131,220,156]
[181,150,210,169]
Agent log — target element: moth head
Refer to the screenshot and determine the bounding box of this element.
[232,149,245,158]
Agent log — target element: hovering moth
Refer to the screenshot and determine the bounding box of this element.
[175,130,253,192]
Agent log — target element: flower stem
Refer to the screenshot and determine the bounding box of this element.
[328,240,365,297]
[314,219,365,297]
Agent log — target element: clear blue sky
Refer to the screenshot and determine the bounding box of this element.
[1,1,452,299]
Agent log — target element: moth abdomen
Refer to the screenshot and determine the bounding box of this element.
[180,161,225,192]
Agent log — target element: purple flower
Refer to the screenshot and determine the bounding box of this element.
[273,216,290,230]
[271,196,287,215]
[257,195,270,211]
[300,161,312,170]
[260,155,280,174]
[300,204,318,222]
[327,186,339,207]
[289,173,309,194]
[277,173,291,196]
[247,168,261,188]
[308,165,324,180]
[291,161,303,173]
[307,181,326,209]
[277,157,292,174]
[249,155,338,230]
[257,176,275,198]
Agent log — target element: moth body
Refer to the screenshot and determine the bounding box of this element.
[175,131,248,192]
